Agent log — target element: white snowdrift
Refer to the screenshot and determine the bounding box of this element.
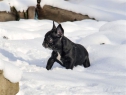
[0,19,126,95]
[0,58,22,83]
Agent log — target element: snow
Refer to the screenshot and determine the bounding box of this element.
[3,0,36,12]
[0,0,126,94]
[0,55,22,83]
[0,0,126,21]
[3,60,22,83]
[0,19,126,95]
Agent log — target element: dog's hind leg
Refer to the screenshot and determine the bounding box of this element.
[83,56,90,68]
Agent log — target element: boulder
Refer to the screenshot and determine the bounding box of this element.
[18,11,28,19]
[0,5,94,22]
[27,6,35,19]
[0,11,16,22]
[0,70,19,95]
[18,11,25,19]
[41,5,95,22]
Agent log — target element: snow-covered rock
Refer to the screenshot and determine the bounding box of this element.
[0,70,19,95]
[0,0,126,21]
[0,59,22,83]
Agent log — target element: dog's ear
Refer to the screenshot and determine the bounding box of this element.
[52,21,56,30]
[56,24,64,37]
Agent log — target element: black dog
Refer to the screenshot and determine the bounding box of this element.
[42,21,90,70]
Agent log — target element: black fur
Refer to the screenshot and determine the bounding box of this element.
[42,21,90,70]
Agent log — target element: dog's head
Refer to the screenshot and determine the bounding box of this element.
[42,21,64,51]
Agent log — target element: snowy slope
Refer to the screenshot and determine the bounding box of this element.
[0,0,126,94]
[0,19,126,95]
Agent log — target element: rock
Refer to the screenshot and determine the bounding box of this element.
[0,11,16,22]
[0,70,19,95]
[41,5,95,22]
[3,36,8,39]
[0,5,94,22]
[27,6,35,19]
[18,11,26,19]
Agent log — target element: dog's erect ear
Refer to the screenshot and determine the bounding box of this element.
[56,24,64,37]
[52,21,56,30]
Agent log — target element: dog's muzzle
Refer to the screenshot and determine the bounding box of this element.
[42,42,48,48]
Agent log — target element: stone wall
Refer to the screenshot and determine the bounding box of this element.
[27,6,36,19]
[0,6,36,22]
[0,11,16,22]
[0,70,19,95]
[0,5,94,22]
[41,5,94,22]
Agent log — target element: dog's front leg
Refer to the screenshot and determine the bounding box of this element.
[46,51,58,70]
[46,57,55,70]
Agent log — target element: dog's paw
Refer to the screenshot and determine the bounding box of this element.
[46,66,51,70]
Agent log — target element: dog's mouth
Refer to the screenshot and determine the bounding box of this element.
[42,42,53,50]
[43,44,48,48]
[43,44,50,49]
[42,42,48,48]
[42,42,59,51]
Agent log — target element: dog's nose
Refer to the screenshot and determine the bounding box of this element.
[42,42,44,46]
[42,42,45,47]
[42,42,48,48]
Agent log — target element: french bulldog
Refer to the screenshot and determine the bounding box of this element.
[42,21,90,70]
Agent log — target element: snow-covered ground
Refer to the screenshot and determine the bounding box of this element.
[0,19,126,95]
[0,0,126,21]
[0,0,126,95]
